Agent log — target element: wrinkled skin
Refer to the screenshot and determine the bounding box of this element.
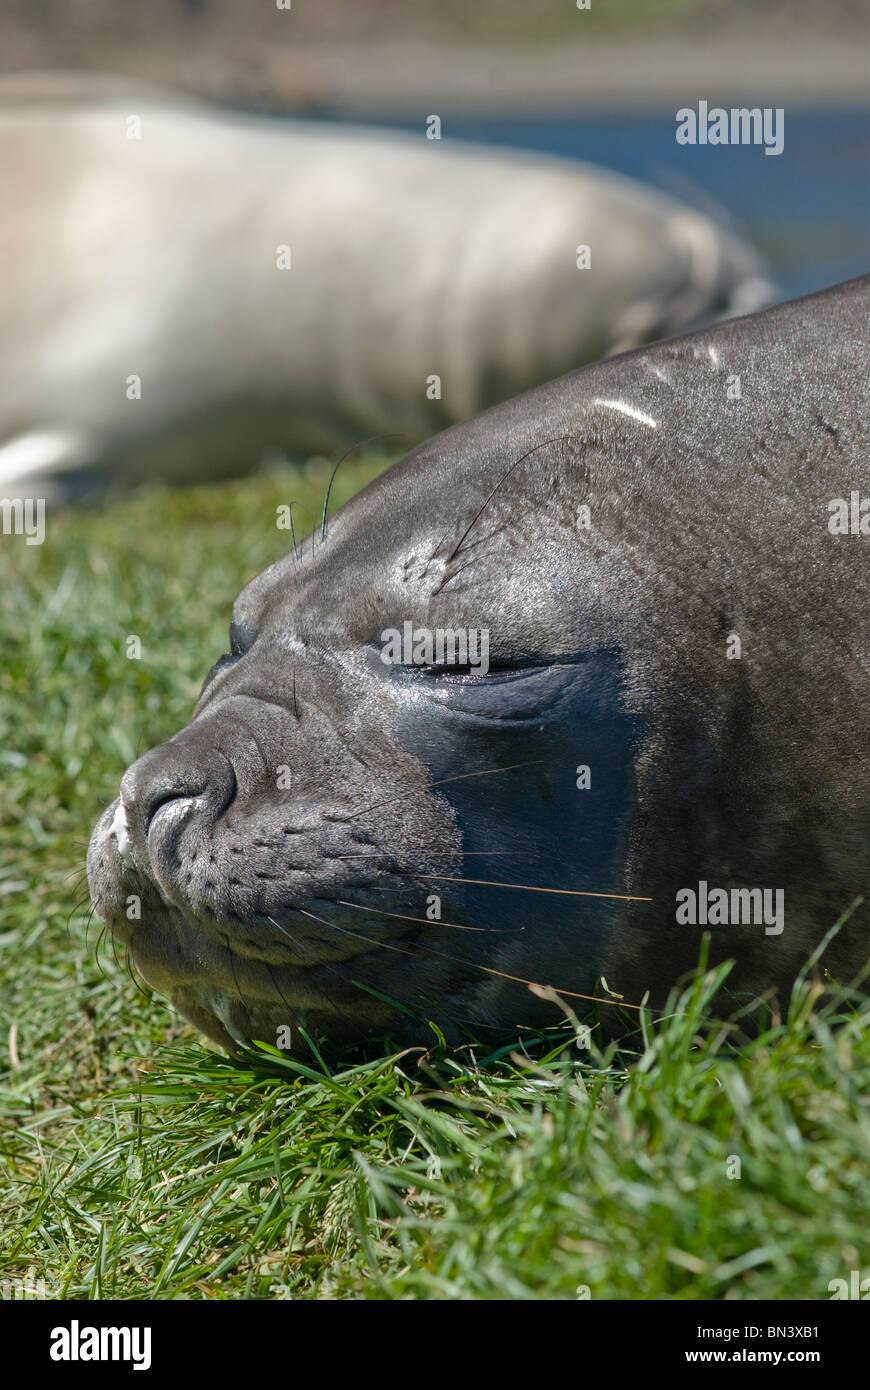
[88,277,870,1052]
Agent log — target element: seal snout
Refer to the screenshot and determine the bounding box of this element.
[123,747,210,820]
[117,738,235,876]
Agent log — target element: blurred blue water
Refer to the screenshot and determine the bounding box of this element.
[376,113,870,298]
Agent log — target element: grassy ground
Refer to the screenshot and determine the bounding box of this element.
[1,459,869,1301]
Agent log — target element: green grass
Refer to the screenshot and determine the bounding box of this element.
[1,459,869,1300]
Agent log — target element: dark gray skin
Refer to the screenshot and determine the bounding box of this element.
[87,276,870,1053]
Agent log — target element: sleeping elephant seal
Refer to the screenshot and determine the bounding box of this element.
[87,276,870,1052]
[0,76,773,501]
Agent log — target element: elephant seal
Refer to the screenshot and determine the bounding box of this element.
[87,276,870,1052]
[0,76,772,501]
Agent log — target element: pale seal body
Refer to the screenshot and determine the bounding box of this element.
[0,79,771,498]
[88,277,869,1051]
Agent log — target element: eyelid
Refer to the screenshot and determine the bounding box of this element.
[405,661,542,685]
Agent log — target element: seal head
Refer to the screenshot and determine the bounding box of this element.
[88,277,870,1050]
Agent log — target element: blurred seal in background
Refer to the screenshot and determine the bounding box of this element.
[0,75,773,501]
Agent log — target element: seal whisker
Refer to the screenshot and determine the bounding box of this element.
[123,943,151,1000]
[425,875,653,904]
[430,554,478,595]
[91,916,112,981]
[63,863,91,885]
[81,901,98,944]
[320,454,349,545]
[300,906,647,1013]
[336,759,544,823]
[287,502,300,564]
[444,434,574,566]
[337,900,498,933]
[224,932,255,1022]
[98,917,121,973]
[262,912,307,955]
[425,512,512,593]
[262,913,363,1017]
[330,849,521,859]
[265,962,293,1017]
[320,433,405,543]
[67,891,93,938]
[296,906,506,1035]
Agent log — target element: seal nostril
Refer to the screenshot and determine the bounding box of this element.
[143,788,195,834]
[121,745,219,840]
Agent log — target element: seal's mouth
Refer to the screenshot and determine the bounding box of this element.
[86,706,469,1051]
